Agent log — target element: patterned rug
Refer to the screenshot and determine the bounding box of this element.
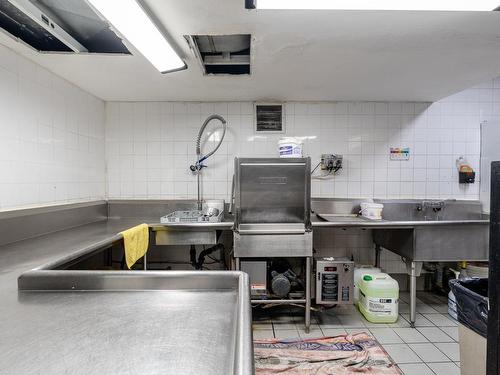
[254,332,402,374]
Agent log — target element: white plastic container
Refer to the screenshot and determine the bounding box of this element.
[354,265,381,303]
[466,263,489,278]
[278,137,303,158]
[360,202,384,220]
[358,273,399,323]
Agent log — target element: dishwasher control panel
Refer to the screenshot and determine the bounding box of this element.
[315,258,354,305]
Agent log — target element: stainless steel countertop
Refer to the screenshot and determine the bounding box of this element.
[150,214,489,230]
[0,219,137,374]
[0,213,487,302]
[0,219,253,375]
[8,289,245,374]
[0,213,488,278]
[310,214,489,228]
[0,212,489,374]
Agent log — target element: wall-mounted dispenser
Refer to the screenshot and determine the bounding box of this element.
[456,156,475,184]
[320,154,343,172]
[311,154,343,179]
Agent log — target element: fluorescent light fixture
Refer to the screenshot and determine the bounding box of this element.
[254,0,500,11]
[87,0,185,73]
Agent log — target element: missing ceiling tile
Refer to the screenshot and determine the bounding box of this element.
[185,34,250,75]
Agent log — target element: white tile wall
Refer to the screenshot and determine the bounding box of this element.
[105,81,500,274]
[2,40,497,274]
[106,80,500,202]
[0,44,106,210]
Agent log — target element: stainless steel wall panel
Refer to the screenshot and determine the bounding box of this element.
[373,225,488,261]
[155,229,217,245]
[0,201,107,246]
[414,225,488,261]
[234,232,313,257]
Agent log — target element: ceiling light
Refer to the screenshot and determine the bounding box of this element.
[87,0,186,73]
[251,0,500,11]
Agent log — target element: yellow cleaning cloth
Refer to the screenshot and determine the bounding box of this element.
[120,223,149,269]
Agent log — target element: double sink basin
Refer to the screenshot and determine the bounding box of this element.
[313,199,489,262]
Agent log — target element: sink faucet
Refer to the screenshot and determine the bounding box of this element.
[416,200,445,220]
[423,200,445,212]
[416,200,445,211]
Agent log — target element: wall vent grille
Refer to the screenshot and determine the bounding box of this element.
[255,103,284,132]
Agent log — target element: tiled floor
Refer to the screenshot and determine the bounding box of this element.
[252,292,461,375]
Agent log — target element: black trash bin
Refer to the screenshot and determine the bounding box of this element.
[449,278,488,375]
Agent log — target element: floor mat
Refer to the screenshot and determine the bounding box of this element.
[254,332,402,374]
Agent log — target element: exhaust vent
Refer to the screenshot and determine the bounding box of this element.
[255,103,284,133]
[0,0,85,52]
[186,34,250,75]
[0,0,130,54]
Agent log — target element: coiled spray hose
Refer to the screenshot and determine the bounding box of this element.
[190,114,227,170]
[190,114,227,210]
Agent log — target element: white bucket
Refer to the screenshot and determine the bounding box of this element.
[278,138,303,158]
[360,202,384,220]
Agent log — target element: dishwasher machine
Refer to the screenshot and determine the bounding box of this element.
[232,157,313,332]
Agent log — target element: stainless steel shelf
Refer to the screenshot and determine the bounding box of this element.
[251,299,307,304]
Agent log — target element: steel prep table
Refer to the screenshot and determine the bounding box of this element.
[0,218,253,375]
[17,270,252,375]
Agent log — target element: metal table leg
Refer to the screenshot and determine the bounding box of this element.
[406,260,423,328]
[235,257,240,271]
[305,256,311,333]
[409,261,417,328]
[143,253,147,270]
[374,244,381,268]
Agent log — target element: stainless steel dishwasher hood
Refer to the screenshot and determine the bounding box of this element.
[233,157,312,257]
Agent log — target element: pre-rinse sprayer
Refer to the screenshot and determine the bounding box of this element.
[189,114,227,210]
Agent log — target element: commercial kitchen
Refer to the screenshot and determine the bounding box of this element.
[2,1,500,374]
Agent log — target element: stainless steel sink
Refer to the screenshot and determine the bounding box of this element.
[316,213,377,223]
[312,198,488,223]
[373,199,488,262]
[380,199,486,222]
[373,213,488,328]
[312,197,489,328]
[155,199,225,245]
